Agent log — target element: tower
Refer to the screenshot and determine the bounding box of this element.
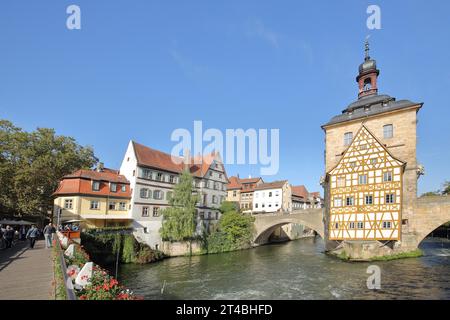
[321,40,423,251]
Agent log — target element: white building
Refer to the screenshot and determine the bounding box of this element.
[119,141,228,249]
[252,180,292,214]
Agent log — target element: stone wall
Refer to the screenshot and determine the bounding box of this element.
[161,240,203,257]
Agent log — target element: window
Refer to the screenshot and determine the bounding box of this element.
[357,221,364,229]
[153,190,163,200]
[169,175,175,183]
[156,172,163,181]
[110,183,117,192]
[370,158,377,165]
[262,204,265,208]
[215,212,219,220]
[383,124,393,139]
[358,174,368,185]
[64,199,73,209]
[90,201,99,210]
[119,202,126,210]
[255,203,259,208]
[219,174,222,179]
[333,198,342,207]
[365,195,373,205]
[269,192,272,197]
[382,221,392,229]
[335,223,339,229]
[344,132,353,146]
[208,212,211,219]
[363,78,372,91]
[233,190,237,197]
[383,171,393,182]
[385,194,395,204]
[92,181,100,191]
[209,171,213,177]
[346,197,354,206]
[109,202,116,210]
[199,212,205,219]
[121,185,126,192]
[142,207,149,217]
[349,222,355,229]
[212,195,217,204]
[350,161,357,168]
[142,169,152,179]
[153,207,160,217]
[337,176,345,187]
[140,188,149,199]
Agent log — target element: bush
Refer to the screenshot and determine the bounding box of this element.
[80,230,164,265]
[205,211,255,254]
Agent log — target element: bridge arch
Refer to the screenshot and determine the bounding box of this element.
[253,209,324,245]
[408,196,450,248]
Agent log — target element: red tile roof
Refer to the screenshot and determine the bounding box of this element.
[64,169,129,183]
[53,169,131,198]
[132,141,224,178]
[254,180,288,191]
[291,185,309,199]
[226,176,263,191]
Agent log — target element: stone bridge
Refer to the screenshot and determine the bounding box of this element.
[252,195,450,250]
[402,195,450,249]
[253,209,324,245]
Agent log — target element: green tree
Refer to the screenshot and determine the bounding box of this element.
[442,181,450,195]
[160,170,199,250]
[206,205,255,254]
[420,191,440,197]
[219,200,240,214]
[0,119,98,217]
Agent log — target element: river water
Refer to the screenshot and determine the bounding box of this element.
[118,238,450,300]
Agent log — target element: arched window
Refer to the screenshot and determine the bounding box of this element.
[363,78,372,91]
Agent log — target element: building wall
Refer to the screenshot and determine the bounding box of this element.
[53,195,130,228]
[119,144,228,248]
[253,183,291,213]
[324,106,420,225]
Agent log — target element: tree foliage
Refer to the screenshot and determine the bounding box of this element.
[206,205,255,254]
[0,119,97,217]
[160,169,199,242]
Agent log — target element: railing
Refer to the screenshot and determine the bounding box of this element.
[55,234,77,300]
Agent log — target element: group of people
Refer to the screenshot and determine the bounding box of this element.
[0,223,57,250]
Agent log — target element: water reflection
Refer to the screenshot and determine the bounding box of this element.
[119,238,450,300]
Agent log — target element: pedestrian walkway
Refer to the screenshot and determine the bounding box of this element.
[0,240,54,300]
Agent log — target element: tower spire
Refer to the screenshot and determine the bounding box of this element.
[364,36,370,61]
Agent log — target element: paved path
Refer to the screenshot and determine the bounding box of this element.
[0,239,54,300]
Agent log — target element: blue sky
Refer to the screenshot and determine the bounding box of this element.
[1,0,449,194]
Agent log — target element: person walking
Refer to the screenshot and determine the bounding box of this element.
[26,225,40,249]
[4,226,14,249]
[50,224,56,246]
[20,225,27,241]
[43,223,53,248]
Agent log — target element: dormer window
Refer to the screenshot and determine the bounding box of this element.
[110,183,117,192]
[92,181,100,191]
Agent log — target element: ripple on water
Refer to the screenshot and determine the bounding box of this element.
[118,238,450,300]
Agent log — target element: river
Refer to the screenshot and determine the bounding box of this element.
[118,237,450,300]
